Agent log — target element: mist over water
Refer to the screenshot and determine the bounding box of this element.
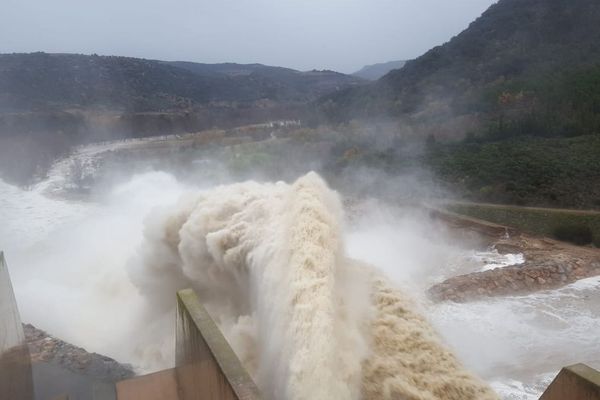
[0,172,190,368]
[1,148,599,399]
[124,172,497,399]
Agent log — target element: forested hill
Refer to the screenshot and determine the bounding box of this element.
[314,0,600,209]
[319,0,600,136]
[0,53,364,184]
[0,53,364,113]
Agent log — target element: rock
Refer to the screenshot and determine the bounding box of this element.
[428,222,600,302]
[23,324,134,381]
[494,243,523,254]
[536,277,546,285]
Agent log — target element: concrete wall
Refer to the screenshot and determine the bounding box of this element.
[175,289,261,400]
[0,252,34,400]
[540,364,600,400]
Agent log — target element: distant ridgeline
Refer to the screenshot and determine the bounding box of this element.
[3,0,600,210]
[318,0,600,139]
[314,0,600,209]
[352,60,406,81]
[0,53,364,184]
[0,53,363,113]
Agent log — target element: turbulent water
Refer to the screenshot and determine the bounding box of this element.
[1,145,599,399]
[127,172,496,399]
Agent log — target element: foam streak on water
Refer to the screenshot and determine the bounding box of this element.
[429,275,600,399]
[0,179,90,251]
[0,173,188,370]
[345,216,600,400]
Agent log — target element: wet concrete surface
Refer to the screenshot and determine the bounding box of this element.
[32,361,116,400]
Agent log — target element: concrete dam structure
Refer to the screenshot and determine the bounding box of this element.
[1,251,261,400]
[0,252,33,400]
[116,289,261,400]
[1,250,600,400]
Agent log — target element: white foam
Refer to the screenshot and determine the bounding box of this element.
[0,179,91,252]
[3,164,598,400]
[2,173,189,370]
[429,276,600,399]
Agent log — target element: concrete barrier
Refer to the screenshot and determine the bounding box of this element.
[175,288,261,400]
[116,289,261,400]
[0,252,34,400]
[540,363,600,400]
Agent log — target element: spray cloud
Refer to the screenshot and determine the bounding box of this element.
[128,171,497,400]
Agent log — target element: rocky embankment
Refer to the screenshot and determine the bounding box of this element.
[24,324,134,382]
[428,207,600,302]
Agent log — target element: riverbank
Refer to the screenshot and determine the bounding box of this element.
[428,207,600,302]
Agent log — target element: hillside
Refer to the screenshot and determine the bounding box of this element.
[0,53,364,184]
[352,60,406,81]
[314,0,600,209]
[0,53,364,113]
[320,0,600,136]
[167,61,365,102]
[162,61,286,77]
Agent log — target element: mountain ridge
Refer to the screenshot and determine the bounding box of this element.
[319,0,600,136]
[352,60,406,81]
[0,52,365,113]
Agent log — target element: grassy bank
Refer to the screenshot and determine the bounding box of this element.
[426,135,600,209]
[447,203,600,246]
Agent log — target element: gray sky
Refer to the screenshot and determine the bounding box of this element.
[1,0,497,73]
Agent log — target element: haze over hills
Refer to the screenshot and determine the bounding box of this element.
[0,52,364,183]
[0,53,364,113]
[314,0,600,208]
[166,61,365,104]
[4,3,600,400]
[352,60,406,81]
[321,0,600,137]
[2,0,600,208]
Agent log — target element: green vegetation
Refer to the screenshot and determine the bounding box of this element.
[446,203,600,246]
[553,224,594,246]
[305,117,600,209]
[420,60,600,210]
[480,65,600,140]
[3,0,600,220]
[425,66,600,208]
[227,149,277,176]
[426,135,600,208]
[319,0,600,133]
[0,53,363,185]
[314,0,600,214]
[0,53,363,113]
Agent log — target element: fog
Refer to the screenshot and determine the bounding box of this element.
[1,166,496,399]
[2,0,497,72]
[2,140,598,399]
[2,0,600,399]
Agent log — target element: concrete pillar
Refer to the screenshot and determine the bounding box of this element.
[0,252,34,400]
[540,363,600,400]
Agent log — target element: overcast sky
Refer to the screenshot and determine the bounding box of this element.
[1,0,497,73]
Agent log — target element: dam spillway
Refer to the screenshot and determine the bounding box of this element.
[1,250,600,399]
[3,173,600,399]
[1,247,261,400]
[0,251,33,400]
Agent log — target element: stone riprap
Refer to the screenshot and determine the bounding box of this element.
[429,235,600,302]
[24,324,134,382]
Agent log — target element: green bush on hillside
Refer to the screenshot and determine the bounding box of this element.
[552,224,594,245]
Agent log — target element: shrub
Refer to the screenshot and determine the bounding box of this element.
[552,224,594,245]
